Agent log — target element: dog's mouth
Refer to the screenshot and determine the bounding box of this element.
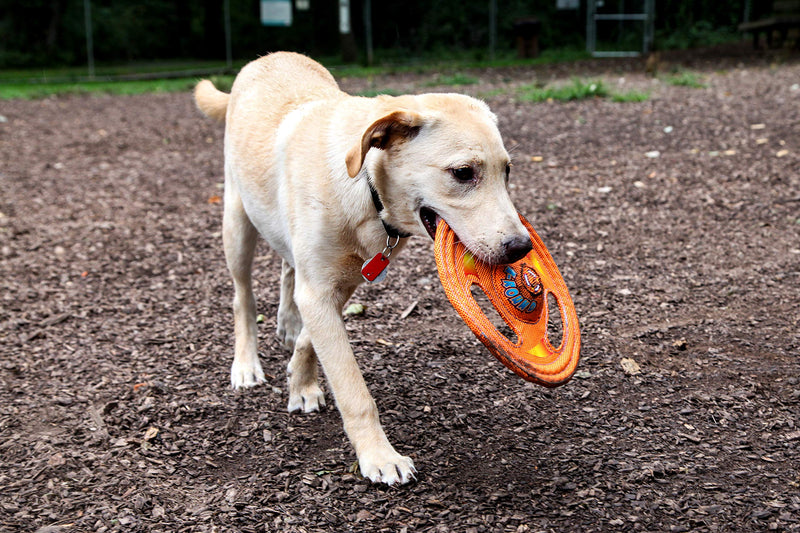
[420,207,442,240]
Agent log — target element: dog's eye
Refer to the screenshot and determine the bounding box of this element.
[450,166,474,182]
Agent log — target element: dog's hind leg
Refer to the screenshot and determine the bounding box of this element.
[286,328,326,413]
[277,260,303,351]
[223,182,266,389]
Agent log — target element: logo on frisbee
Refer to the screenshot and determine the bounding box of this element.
[500,263,544,319]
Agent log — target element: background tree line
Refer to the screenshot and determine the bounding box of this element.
[0,0,759,69]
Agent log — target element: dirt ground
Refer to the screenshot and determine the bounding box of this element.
[1,45,799,532]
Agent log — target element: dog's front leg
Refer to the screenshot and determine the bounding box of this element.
[293,273,416,485]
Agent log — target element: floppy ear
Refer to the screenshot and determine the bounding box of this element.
[345,110,422,178]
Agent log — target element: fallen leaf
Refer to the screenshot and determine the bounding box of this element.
[399,300,418,320]
[723,149,736,156]
[133,382,148,392]
[750,123,766,130]
[530,156,543,162]
[645,150,660,158]
[256,313,266,323]
[776,149,789,157]
[756,137,768,145]
[207,195,222,204]
[48,453,66,467]
[620,358,641,375]
[344,303,365,316]
[143,427,159,441]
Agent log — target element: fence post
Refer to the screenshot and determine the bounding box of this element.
[83,0,95,79]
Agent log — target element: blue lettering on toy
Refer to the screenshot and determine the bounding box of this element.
[502,265,539,314]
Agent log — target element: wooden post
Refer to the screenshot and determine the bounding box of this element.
[364,0,373,66]
[489,0,497,61]
[339,0,358,63]
[224,0,232,68]
[83,0,95,79]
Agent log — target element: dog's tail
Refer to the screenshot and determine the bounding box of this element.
[194,79,229,122]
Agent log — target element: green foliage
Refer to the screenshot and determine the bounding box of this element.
[611,90,650,103]
[0,78,199,100]
[478,88,508,99]
[517,79,649,103]
[207,75,234,93]
[518,79,609,102]
[664,71,708,88]
[356,88,403,98]
[655,20,740,50]
[425,73,480,87]
[0,0,753,70]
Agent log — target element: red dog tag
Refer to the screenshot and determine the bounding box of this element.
[361,253,390,283]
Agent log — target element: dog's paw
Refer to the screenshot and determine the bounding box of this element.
[359,449,417,486]
[287,384,326,413]
[230,358,266,389]
[276,312,302,352]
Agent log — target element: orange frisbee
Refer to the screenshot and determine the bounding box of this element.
[434,214,580,387]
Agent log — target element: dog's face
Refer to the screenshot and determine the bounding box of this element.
[346,94,532,265]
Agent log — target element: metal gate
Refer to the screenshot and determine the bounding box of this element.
[586,0,656,57]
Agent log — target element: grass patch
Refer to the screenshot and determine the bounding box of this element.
[611,90,650,103]
[356,88,403,98]
[424,73,480,87]
[518,79,609,102]
[478,87,508,99]
[663,71,707,88]
[517,79,649,104]
[0,74,236,100]
[0,47,592,100]
[0,60,236,83]
[0,78,207,100]
[327,47,591,79]
[206,75,235,93]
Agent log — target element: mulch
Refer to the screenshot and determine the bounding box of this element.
[1,45,799,532]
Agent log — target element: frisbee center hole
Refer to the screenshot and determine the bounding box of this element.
[546,293,563,349]
[470,284,518,344]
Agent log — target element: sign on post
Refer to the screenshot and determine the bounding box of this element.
[261,0,292,26]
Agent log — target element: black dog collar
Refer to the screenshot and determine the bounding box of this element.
[367,177,412,239]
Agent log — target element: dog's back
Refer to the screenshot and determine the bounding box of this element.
[195,52,341,125]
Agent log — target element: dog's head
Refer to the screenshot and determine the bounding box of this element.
[346,93,532,265]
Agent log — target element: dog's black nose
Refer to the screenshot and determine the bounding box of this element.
[500,235,533,264]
